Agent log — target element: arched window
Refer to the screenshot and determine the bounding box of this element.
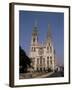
[47,56,49,60]
[47,47,49,53]
[50,46,52,53]
[31,47,36,52]
[50,60,52,64]
[32,47,33,51]
[43,58,45,66]
[47,57,49,67]
[37,58,39,65]
[47,60,49,67]
[50,57,52,65]
[40,56,42,66]
[33,38,35,42]
[49,43,50,46]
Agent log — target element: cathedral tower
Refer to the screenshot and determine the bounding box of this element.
[45,24,56,71]
[31,21,38,45]
[29,21,39,71]
[46,24,52,43]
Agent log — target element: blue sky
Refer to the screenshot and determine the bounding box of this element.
[19,10,64,65]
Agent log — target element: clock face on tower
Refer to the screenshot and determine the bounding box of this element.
[38,48,44,55]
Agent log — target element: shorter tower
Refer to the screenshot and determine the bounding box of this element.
[29,21,39,71]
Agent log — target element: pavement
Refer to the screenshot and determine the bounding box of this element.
[34,72,54,78]
[19,71,55,79]
[46,71,64,78]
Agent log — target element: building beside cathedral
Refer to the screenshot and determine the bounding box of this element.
[29,22,56,72]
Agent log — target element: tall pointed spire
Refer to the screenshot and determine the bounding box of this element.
[32,20,38,45]
[32,20,38,36]
[47,24,52,42]
[35,20,37,28]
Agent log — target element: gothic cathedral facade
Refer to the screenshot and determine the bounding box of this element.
[29,22,56,72]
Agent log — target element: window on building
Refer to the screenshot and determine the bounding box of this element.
[31,47,36,52]
[32,47,33,51]
[50,56,52,64]
[47,60,49,66]
[50,46,52,53]
[47,47,49,53]
[50,60,52,64]
[49,43,50,46]
[33,38,35,43]
[37,58,39,65]
[40,56,42,66]
[47,57,49,67]
[47,56,49,60]
[43,58,45,66]
[37,67,38,71]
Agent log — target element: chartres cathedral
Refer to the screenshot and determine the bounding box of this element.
[29,22,56,72]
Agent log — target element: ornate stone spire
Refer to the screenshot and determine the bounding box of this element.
[32,20,38,45]
[32,20,38,36]
[35,20,37,27]
[47,24,52,42]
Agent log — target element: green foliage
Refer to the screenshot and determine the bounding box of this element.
[19,46,31,73]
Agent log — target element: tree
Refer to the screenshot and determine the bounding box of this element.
[19,46,31,73]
